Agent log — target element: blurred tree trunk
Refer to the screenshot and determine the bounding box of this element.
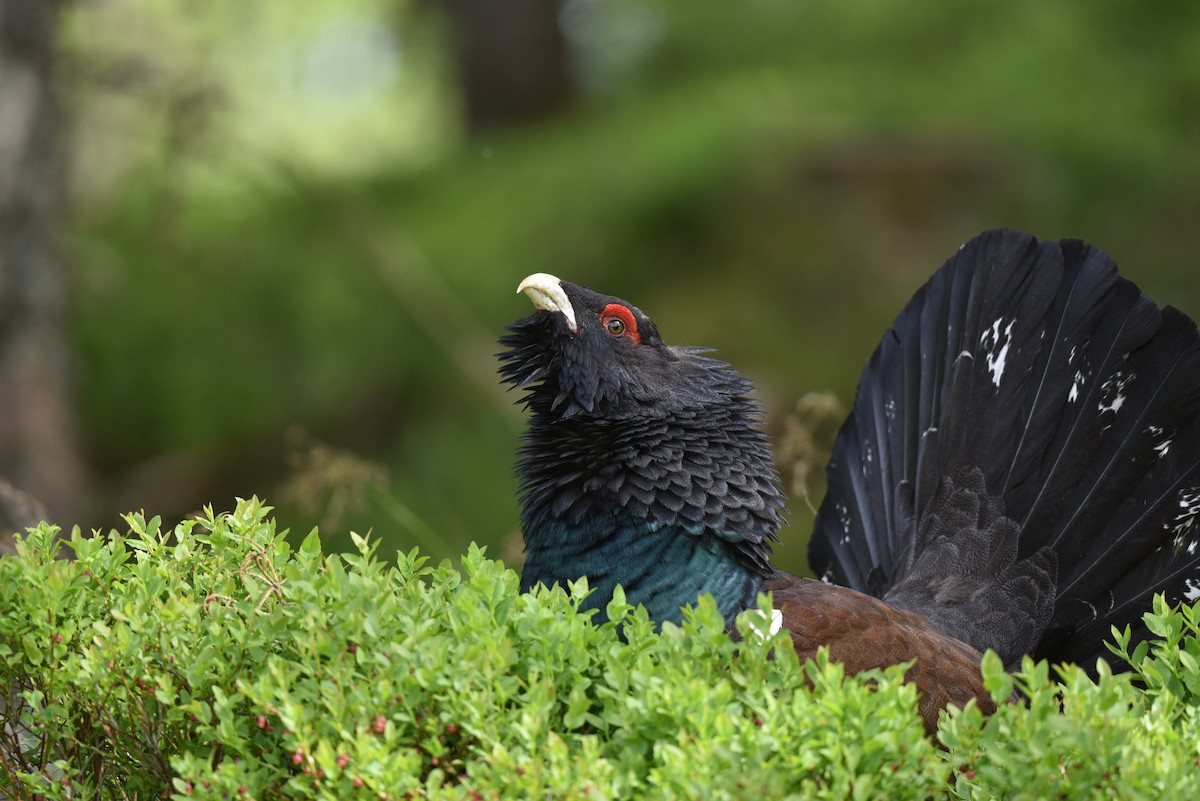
[443,0,575,133]
[0,0,85,541]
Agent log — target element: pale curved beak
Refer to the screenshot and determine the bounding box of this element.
[517,273,578,333]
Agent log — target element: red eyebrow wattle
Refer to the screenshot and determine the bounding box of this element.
[600,303,640,344]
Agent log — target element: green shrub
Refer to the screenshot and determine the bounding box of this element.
[2,499,1199,799]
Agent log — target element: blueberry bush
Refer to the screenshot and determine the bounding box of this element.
[1,499,1198,799]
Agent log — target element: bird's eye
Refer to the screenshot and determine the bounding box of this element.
[599,303,642,344]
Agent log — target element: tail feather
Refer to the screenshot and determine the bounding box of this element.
[1041,310,1200,569]
[810,229,1200,667]
[1005,286,1159,555]
[1045,412,1200,663]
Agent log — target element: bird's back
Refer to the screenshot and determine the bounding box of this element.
[759,572,998,734]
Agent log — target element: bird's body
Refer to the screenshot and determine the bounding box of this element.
[499,229,1200,731]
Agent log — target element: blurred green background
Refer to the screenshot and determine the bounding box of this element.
[44,0,1200,574]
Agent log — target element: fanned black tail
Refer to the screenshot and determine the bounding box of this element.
[810,229,1200,668]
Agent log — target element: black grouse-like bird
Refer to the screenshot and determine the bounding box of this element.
[498,229,1200,731]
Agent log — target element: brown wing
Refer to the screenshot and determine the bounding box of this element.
[762,573,996,734]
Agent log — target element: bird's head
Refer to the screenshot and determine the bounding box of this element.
[498,273,752,420]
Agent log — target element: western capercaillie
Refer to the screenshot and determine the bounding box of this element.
[498,229,1200,732]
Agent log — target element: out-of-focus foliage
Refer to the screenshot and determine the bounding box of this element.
[65,0,452,191]
[61,0,1200,569]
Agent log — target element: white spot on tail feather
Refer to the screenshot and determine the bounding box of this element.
[1145,424,1172,459]
[1169,488,1200,542]
[1184,578,1200,602]
[836,502,851,536]
[1098,373,1132,415]
[980,317,1016,388]
[1068,370,1088,403]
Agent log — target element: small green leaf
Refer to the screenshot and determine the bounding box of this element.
[300,528,322,558]
[21,633,43,666]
